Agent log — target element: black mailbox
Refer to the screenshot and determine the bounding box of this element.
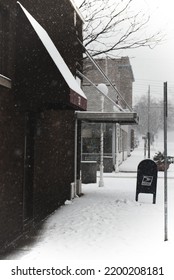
[135,159,158,204]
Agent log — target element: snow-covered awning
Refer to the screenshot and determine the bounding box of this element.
[17,2,87,110]
[75,111,139,124]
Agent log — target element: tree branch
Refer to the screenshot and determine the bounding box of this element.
[76,0,164,57]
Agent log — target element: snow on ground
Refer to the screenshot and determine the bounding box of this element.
[3,130,174,276]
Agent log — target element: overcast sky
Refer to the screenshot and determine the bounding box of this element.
[124,0,174,104]
[74,0,174,104]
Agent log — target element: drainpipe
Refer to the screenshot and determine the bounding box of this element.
[74,117,78,198]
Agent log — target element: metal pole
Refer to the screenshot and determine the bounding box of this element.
[164,82,168,241]
[74,117,78,197]
[77,39,133,112]
[115,123,119,173]
[147,85,151,158]
[143,136,147,159]
[144,138,146,159]
[99,96,104,187]
[112,124,116,168]
[76,70,123,111]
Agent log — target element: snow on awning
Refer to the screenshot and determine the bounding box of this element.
[17,2,87,110]
[0,74,11,89]
[75,111,139,125]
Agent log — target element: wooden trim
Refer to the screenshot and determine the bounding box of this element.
[0,74,11,89]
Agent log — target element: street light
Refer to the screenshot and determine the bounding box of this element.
[97,83,108,187]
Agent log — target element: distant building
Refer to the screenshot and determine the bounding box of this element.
[82,57,135,170]
[0,0,86,252]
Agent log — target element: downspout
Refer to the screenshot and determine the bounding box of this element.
[74,116,78,198]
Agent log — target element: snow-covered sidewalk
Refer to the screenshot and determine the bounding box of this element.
[3,132,174,266]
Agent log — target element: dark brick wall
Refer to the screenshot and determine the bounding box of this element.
[0,86,25,249]
[33,110,75,221]
[0,0,84,252]
[0,0,16,79]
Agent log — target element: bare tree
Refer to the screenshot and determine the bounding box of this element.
[134,96,174,135]
[134,96,163,137]
[77,0,163,57]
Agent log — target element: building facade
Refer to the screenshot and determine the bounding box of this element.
[82,57,135,170]
[0,0,86,251]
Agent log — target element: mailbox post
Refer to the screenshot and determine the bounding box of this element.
[135,159,158,204]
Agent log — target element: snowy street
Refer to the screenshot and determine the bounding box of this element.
[2,131,174,278]
[2,131,173,260]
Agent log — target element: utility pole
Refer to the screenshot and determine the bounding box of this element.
[147,85,150,158]
[164,82,168,241]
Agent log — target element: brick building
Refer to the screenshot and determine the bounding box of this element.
[82,57,135,169]
[0,0,86,252]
